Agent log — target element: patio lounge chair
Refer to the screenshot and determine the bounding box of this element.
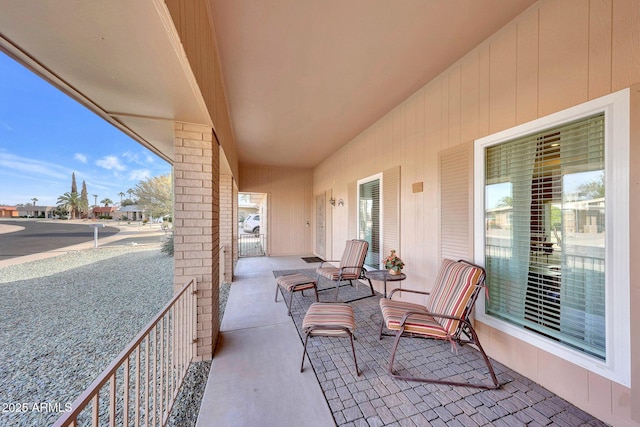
[316,239,375,302]
[379,258,499,389]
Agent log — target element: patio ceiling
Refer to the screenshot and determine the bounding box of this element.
[209,0,537,168]
[0,0,537,169]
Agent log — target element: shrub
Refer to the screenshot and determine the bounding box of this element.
[161,234,174,257]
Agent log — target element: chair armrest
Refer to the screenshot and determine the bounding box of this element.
[399,310,465,326]
[338,265,363,272]
[388,288,430,300]
[318,260,340,268]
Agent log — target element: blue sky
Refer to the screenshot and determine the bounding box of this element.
[0,52,171,207]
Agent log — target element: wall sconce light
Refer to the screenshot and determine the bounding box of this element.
[338,199,344,207]
[329,197,336,206]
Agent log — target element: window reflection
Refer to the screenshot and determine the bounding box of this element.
[483,112,606,359]
[485,182,513,258]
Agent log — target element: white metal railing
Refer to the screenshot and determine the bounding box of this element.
[53,278,198,427]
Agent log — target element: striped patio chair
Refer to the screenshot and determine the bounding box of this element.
[316,239,375,301]
[379,258,499,389]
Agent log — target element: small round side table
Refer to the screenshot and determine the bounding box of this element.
[364,270,406,298]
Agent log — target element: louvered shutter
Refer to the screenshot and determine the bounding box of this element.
[440,144,473,261]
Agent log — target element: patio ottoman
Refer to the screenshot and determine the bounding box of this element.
[275,273,318,316]
[301,302,359,376]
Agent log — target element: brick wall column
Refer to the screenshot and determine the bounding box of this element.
[173,122,219,361]
[219,174,234,283]
[232,181,239,270]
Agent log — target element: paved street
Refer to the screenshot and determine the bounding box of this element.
[0,220,119,260]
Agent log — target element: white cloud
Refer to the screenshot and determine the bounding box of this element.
[129,169,150,181]
[74,153,88,163]
[123,150,157,166]
[122,151,138,162]
[96,155,126,171]
[0,120,12,131]
[0,152,69,180]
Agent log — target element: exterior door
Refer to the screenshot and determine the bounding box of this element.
[315,193,325,258]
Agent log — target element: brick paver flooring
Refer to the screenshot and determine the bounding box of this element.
[274,269,609,427]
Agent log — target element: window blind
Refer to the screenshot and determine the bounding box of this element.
[484,112,606,360]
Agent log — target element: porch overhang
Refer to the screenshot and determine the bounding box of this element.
[0,0,212,164]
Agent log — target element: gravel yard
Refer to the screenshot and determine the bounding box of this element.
[0,246,175,427]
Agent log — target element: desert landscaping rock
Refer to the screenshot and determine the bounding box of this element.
[0,246,174,426]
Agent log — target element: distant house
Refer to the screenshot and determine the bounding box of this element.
[114,205,147,221]
[16,205,55,218]
[92,206,117,218]
[0,206,18,218]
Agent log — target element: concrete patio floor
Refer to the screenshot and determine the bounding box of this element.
[195,256,608,427]
[196,256,334,427]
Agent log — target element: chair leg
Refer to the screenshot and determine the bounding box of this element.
[275,283,284,302]
[365,277,375,295]
[379,318,385,340]
[288,291,294,316]
[388,328,403,377]
[463,322,500,389]
[300,333,310,372]
[313,285,319,302]
[386,325,500,389]
[349,333,360,376]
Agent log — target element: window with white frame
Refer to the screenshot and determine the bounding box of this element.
[474,89,630,386]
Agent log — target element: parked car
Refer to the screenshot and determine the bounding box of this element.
[242,214,260,234]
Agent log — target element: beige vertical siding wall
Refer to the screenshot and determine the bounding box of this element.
[313,0,640,424]
[239,164,314,256]
[165,0,239,178]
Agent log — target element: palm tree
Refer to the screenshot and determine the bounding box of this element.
[57,192,81,219]
[101,198,113,207]
[119,192,125,203]
[77,196,88,217]
[496,196,513,207]
[127,188,134,202]
[30,197,38,218]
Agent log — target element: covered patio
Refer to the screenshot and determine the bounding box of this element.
[196,256,607,426]
[1,1,639,426]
